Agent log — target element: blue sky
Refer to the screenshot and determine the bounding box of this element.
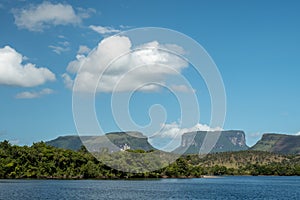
[0,0,300,147]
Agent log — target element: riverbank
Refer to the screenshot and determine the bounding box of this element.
[1,141,300,179]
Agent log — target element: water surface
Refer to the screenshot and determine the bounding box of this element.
[0,176,299,199]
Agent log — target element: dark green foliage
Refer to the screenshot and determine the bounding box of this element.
[0,141,299,179]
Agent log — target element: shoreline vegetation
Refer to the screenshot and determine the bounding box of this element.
[0,140,299,179]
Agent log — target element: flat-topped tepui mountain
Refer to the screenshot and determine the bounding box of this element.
[46,131,300,155]
[46,131,156,152]
[174,130,249,154]
[47,130,250,154]
[251,133,300,154]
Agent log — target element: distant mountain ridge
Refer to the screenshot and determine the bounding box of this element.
[46,131,300,155]
[46,132,155,152]
[174,130,249,154]
[46,135,83,151]
[46,130,249,153]
[251,133,300,154]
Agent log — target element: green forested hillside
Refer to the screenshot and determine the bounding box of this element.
[251,134,300,154]
[1,140,300,179]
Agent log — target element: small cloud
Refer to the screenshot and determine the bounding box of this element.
[58,35,66,39]
[119,25,132,29]
[89,25,120,35]
[295,132,300,136]
[58,41,70,47]
[77,7,96,19]
[62,73,73,89]
[10,139,20,145]
[77,45,91,55]
[22,55,29,61]
[39,88,54,95]
[15,88,54,99]
[170,84,195,93]
[248,132,262,138]
[16,91,39,99]
[162,44,186,55]
[156,122,223,138]
[49,45,70,54]
[12,2,89,31]
[49,40,70,54]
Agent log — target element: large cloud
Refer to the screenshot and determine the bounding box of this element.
[0,46,55,87]
[66,36,188,92]
[13,2,91,31]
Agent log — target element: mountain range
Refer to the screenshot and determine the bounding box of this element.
[46,131,300,155]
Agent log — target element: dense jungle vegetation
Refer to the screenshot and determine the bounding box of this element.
[0,140,299,179]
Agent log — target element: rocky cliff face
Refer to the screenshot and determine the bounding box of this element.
[175,130,249,154]
[251,133,300,154]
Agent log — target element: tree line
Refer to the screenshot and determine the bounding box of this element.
[0,140,299,179]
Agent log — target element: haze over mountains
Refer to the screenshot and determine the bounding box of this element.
[46,131,300,155]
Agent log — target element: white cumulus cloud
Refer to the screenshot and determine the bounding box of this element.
[15,88,54,99]
[156,122,223,138]
[13,2,88,31]
[0,46,55,87]
[65,36,188,92]
[77,45,91,55]
[89,25,120,35]
[295,132,300,136]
